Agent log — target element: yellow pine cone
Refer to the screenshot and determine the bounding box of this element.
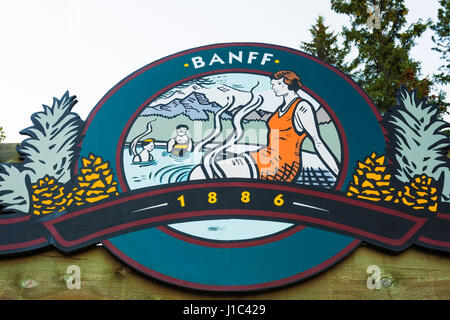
[31,175,67,215]
[346,153,439,213]
[393,175,439,212]
[31,153,120,215]
[74,153,119,205]
[346,152,392,202]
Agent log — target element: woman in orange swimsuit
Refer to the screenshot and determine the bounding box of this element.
[189,70,339,182]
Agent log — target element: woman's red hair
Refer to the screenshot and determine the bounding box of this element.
[271,70,302,91]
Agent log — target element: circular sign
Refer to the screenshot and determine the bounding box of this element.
[79,43,385,291]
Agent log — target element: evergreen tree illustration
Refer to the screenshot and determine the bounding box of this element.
[0,92,84,213]
[384,86,450,202]
[0,165,31,213]
[18,92,84,184]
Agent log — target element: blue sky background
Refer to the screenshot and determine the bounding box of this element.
[0,0,448,142]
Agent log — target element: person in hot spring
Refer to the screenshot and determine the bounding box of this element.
[132,138,155,162]
[189,70,339,182]
[167,124,193,157]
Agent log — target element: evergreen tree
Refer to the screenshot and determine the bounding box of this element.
[329,0,430,112]
[429,0,450,119]
[0,126,5,142]
[300,15,350,73]
[431,0,450,85]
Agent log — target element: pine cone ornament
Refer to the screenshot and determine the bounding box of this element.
[31,175,67,215]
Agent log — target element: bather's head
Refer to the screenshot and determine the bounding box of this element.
[176,124,189,137]
[143,138,155,151]
[270,70,302,96]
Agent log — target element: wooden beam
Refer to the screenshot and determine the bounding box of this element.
[0,244,448,299]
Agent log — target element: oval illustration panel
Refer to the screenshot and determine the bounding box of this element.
[78,43,387,291]
[122,72,343,241]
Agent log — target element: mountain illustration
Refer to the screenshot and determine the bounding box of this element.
[229,108,271,122]
[143,83,276,122]
[142,82,330,124]
[141,92,233,121]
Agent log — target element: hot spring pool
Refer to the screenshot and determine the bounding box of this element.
[122,146,293,240]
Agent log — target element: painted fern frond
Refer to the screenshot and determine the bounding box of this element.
[384,86,450,201]
[18,92,84,184]
[0,164,31,213]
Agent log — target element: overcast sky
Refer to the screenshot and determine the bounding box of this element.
[0,0,448,142]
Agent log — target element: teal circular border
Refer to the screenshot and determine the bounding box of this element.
[79,43,386,291]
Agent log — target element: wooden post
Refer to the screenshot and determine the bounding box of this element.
[0,143,22,163]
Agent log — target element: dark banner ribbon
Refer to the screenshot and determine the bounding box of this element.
[0,180,449,255]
